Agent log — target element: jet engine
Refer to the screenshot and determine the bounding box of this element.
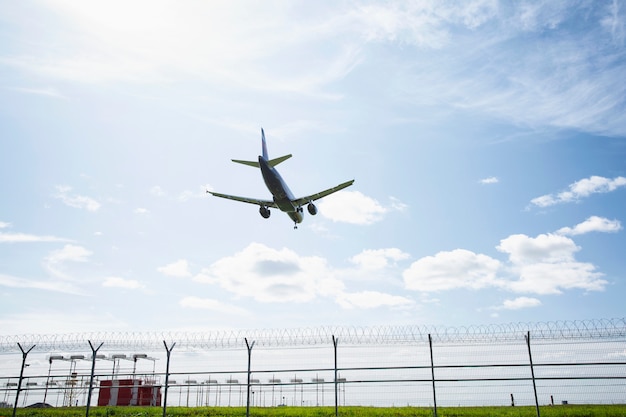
[307,203,317,215]
[259,206,271,219]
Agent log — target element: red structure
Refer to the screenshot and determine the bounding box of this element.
[98,379,161,406]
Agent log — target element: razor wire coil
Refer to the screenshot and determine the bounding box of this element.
[0,318,624,353]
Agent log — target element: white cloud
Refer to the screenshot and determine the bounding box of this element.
[404,220,610,296]
[179,296,248,315]
[496,233,579,265]
[336,291,414,309]
[531,176,626,207]
[505,261,605,295]
[157,259,192,278]
[479,176,499,184]
[191,244,415,309]
[194,243,343,303]
[53,185,101,211]
[102,276,144,289]
[134,208,149,215]
[506,296,539,310]
[403,249,502,292]
[496,233,607,294]
[495,297,542,310]
[350,248,410,270]
[0,221,11,229]
[556,216,622,236]
[317,191,388,224]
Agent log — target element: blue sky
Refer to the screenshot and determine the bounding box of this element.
[1,0,625,335]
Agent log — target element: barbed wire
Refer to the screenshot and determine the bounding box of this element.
[0,318,624,353]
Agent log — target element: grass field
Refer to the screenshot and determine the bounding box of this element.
[6,405,626,417]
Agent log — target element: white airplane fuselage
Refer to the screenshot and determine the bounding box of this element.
[258,155,304,224]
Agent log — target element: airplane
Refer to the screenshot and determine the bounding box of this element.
[208,128,354,229]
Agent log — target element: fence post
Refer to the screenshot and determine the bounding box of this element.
[245,338,255,417]
[12,343,35,417]
[332,335,339,417]
[428,334,438,417]
[525,331,540,417]
[85,341,104,417]
[162,341,176,417]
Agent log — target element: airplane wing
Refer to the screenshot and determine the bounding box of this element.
[208,191,278,208]
[292,179,355,207]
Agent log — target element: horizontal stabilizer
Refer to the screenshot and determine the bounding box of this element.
[231,154,292,168]
[232,159,260,168]
[268,154,292,167]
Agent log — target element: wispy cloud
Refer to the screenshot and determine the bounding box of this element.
[5,2,625,135]
[43,244,93,281]
[531,176,626,207]
[8,86,68,99]
[356,2,626,136]
[2,2,361,97]
[0,273,83,294]
[0,232,71,243]
[601,0,626,45]
[0,222,71,243]
[53,185,101,211]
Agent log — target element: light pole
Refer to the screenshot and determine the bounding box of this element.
[44,355,64,405]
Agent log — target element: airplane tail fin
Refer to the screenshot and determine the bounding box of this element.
[231,128,292,168]
[261,128,269,160]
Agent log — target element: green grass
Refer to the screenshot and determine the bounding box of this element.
[6,405,626,417]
